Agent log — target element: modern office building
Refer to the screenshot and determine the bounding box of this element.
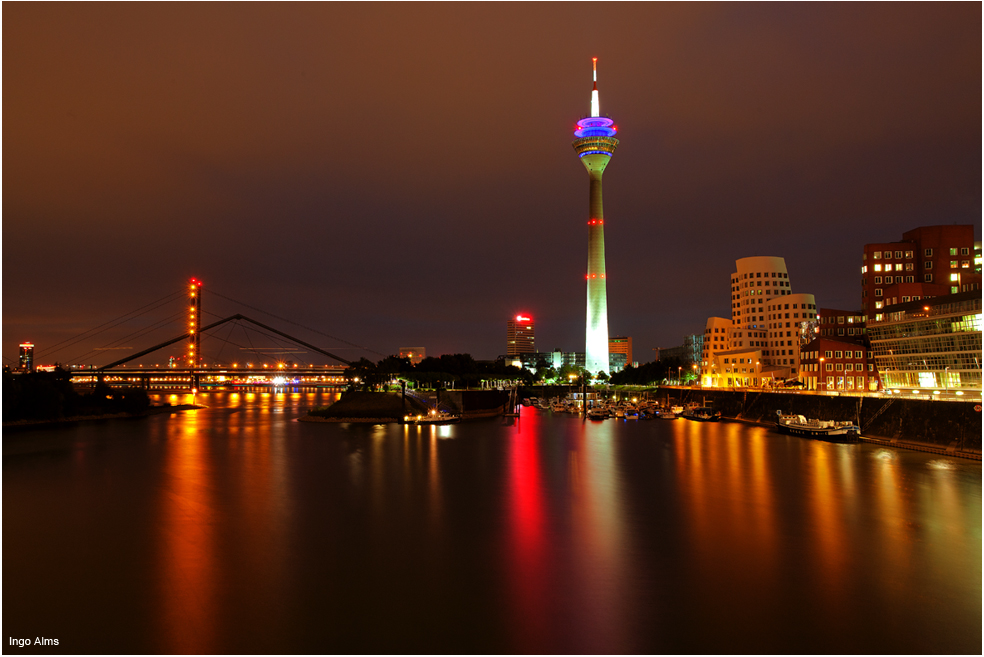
[573,58,619,376]
[608,336,632,370]
[867,290,981,396]
[399,347,426,365]
[860,225,979,319]
[550,349,586,371]
[506,315,535,355]
[19,342,35,372]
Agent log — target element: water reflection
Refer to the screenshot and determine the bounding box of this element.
[155,404,217,654]
[505,412,548,652]
[3,395,980,654]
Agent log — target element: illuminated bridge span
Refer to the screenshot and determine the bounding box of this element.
[72,366,351,391]
[60,279,379,392]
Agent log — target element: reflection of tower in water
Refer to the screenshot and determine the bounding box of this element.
[572,58,619,376]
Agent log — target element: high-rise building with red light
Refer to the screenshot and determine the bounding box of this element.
[19,342,35,372]
[573,58,618,376]
[506,315,535,355]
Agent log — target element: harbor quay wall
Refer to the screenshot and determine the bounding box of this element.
[411,389,510,419]
[657,387,981,452]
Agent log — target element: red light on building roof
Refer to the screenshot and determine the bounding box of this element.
[515,315,532,322]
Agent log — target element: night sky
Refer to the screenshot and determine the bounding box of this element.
[4,3,981,367]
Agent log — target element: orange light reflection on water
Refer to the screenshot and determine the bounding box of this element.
[155,401,217,654]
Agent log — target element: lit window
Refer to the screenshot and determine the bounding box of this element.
[874,264,882,272]
[949,247,958,255]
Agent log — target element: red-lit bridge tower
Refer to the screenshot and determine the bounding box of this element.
[188,278,202,390]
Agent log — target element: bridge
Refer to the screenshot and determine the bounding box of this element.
[38,280,378,392]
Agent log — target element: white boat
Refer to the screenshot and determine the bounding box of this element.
[587,407,609,421]
[776,412,859,442]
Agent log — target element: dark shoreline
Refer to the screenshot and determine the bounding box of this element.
[2,404,204,432]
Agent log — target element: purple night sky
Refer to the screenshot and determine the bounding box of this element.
[4,4,980,366]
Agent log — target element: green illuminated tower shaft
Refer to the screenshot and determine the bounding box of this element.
[572,59,619,376]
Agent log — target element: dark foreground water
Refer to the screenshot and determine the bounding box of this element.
[3,391,981,654]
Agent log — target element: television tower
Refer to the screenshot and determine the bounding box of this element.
[573,57,619,376]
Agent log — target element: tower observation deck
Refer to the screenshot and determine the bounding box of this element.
[573,57,619,376]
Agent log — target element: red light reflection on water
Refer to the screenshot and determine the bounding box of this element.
[503,410,633,653]
[504,410,549,652]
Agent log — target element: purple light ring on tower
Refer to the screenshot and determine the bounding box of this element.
[575,116,617,138]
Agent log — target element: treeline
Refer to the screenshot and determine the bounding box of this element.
[3,368,150,423]
[347,353,695,390]
[347,354,534,390]
[608,356,693,386]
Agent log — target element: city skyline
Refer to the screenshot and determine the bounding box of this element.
[3,4,981,365]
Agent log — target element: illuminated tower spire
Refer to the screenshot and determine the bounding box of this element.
[572,57,619,376]
[591,57,600,117]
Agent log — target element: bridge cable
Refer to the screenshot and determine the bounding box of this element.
[37,291,185,360]
[204,289,385,358]
[65,310,186,366]
[210,318,238,365]
[199,311,286,367]
[202,310,306,363]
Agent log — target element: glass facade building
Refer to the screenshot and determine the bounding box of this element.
[867,291,981,396]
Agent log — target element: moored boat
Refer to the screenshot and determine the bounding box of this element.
[587,407,608,421]
[775,412,859,442]
[690,407,721,422]
[403,410,460,425]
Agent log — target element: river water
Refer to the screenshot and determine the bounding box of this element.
[3,391,981,654]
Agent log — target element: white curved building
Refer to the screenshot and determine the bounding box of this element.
[701,256,818,387]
